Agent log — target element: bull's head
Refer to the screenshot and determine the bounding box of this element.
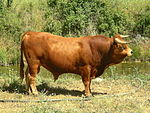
[111,34,133,63]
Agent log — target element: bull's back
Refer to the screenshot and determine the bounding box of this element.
[22,31,85,73]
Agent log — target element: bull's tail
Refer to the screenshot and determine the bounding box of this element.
[20,44,25,81]
[20,32,30,81]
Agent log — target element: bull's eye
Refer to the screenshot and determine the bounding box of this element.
[119,46,125,50]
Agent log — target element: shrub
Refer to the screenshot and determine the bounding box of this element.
[134,6,150,37]
[0,48,7,65]
[0,38,19,65]
[45,0,133,37]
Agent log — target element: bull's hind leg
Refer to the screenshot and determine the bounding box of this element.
[25,67,31,94]
[25,63,40,95]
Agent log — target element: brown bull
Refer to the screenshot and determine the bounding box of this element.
[20,31,132,96]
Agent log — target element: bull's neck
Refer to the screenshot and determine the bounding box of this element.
[96,40,115,77]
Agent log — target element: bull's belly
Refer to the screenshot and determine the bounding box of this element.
[40,60,80,75]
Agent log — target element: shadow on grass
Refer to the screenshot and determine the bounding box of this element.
[1,81,83,96]
[37,82,83,96]
[1,81,107,96]
[1,80,26,94]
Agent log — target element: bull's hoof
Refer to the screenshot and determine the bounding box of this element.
[27,90,38,96]
[32,91,38,96]
[84,93,93,98]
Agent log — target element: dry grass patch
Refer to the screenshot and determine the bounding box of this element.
[0,78,150,113]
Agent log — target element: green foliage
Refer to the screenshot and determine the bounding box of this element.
[135,6,150,37]
[0,0,150,64]
[130,44,141,60]
[0,38,19,65]
[0,0,4,11]
[96,4,131,36]
[0,10,22,42]
[0,48,7,65]
[0,1,22,43]
[45,0,133,36]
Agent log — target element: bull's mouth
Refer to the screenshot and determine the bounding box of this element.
[127,53,132,56]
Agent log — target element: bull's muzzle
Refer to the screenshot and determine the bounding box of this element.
[127,49,133,56]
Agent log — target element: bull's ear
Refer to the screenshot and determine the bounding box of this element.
[115,38,129,44]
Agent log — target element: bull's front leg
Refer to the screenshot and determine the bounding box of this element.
[81,65,92,97]
[82,77,92,97]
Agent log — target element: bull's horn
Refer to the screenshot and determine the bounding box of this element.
[120,35,129,38]
[115,38,129,44]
